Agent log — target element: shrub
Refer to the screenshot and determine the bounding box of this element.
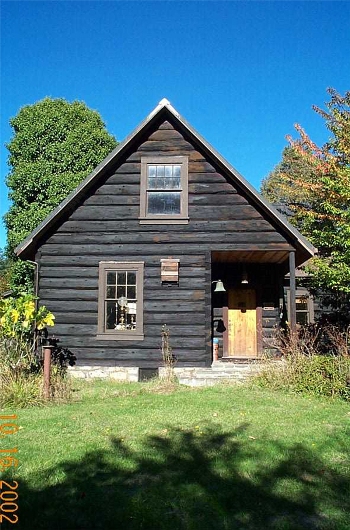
[0,293,74,407]
[257,326,350,400]
[0,369,44,408]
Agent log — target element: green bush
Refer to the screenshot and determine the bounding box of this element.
[256,354,350,400]
[0,369,44,408]
[257,326,350,400]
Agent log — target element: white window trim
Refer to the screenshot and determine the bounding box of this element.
[139,156,189,224]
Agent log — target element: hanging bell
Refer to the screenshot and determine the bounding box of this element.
[216,319,226,333]
[213,280,226,292]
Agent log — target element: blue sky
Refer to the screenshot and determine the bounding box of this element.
[1,1,349,250]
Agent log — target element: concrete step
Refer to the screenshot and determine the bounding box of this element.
[176,364,263,387]
[211,362,259,372]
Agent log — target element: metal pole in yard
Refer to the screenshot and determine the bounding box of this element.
[43,345,53,400]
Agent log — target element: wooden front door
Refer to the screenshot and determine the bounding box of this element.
[227,289,257,357]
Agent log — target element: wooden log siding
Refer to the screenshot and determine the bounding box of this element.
[37,120,291,367]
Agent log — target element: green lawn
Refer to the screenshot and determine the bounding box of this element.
[4,380,350,530]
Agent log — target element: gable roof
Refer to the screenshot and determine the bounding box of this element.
[15,98,317,264]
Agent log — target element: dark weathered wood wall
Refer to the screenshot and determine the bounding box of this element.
[37,119,291,367]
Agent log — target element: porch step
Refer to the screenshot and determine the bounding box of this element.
[211,361,259,371]
[220,356,260,363]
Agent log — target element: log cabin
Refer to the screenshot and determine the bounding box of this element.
[15,99,316,381]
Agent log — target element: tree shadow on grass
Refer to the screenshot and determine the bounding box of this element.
[16,424,349,530]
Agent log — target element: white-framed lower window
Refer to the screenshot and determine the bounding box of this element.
[97,261,144,340]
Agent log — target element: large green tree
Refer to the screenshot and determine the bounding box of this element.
[261,88,350,318]
[4,97,118,292]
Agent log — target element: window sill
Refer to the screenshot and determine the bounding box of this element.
[96,333,144,341]
[139,217,189,225]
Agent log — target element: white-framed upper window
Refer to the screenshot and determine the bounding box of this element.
[139,156,189,224]
[97,261,144,340]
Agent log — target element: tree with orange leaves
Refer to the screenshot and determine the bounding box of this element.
[262,88,350,319]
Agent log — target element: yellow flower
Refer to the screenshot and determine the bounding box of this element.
[44,313,55,327]
[10,309,20,323]
[24,301,35,320]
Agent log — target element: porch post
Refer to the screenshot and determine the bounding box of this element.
[289,250,296,335]
[205,251,212,366]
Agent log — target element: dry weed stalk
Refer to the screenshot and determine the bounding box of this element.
[161,324,177,383]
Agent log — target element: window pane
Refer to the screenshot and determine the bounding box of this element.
[127,285,136,299]
[117,286,126,298]
[128,302,137,313]
[127,271,136,284]
[114,304,137,330]
[148,176,157,189]
[165,166,173,178]
[164,166,173,190]
[125,312,137,329]
[173,165,181,177]
[170,175,181,189]
[106,301,117,329]
[296,297,308,311]
[158,177,166,189]
[156,165,165,177]
[126,303,137,329]
[117,271,126,285]
[296,312,308,325]
[148,176,165,190]
[148,165,156,177]
[107,272,115,285]
[147,192,181,214]
[106,286,116,299]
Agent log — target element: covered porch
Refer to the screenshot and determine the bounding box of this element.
[210,249,298,362]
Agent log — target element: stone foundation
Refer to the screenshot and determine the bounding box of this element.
[68,364,139,382]
[68,361,266,386]
[160,362,264,387]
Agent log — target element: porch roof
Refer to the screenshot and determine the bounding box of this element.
[212,250,292,265]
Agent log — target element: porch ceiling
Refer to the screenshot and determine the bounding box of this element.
[212,250,290,264]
